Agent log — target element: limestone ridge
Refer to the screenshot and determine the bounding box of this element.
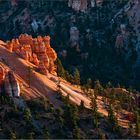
[6,34,57,75]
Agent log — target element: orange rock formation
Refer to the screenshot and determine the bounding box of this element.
[6,34,57,75]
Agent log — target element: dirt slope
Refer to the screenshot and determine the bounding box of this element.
[0,41,133,128]
[0,43,62,106]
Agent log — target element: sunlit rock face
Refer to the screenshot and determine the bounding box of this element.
[0,66,20,97]
[6,34,57,75]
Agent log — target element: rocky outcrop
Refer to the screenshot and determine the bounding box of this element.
[10,0,18,7]
[126,0,140,50]
[115,31,130,51]
[68,0,103,12]
[69,26,80,51]
[0,65,20,97]
[114,14,132,53]
[68,0,88,12]
[6,34,57,75]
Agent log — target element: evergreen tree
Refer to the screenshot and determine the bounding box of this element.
[79,100,85,110]
[71,105,79,128]
[86,78,93,89]
[94,80,103,96]
[66,73,74,84]
[90,93,98,128]
[63,103,72,127]
[81,78,93,97]
[9,131,16,139]
[25,132,34,139]
[55,58,66,79]
[23,108,32,123]
[42,126,50,139]
[72,125,80,139]
[63,99,80,138]
[128,124,133,135]
[134,111,140,135]
[90,95,97,116]
[110,88,116,104]
[105,81,112,89]
[81,85,88,97]
[73,68,80,85]
[128,96,133,112]
[98,129,106,139]
[108,103,119,132]
[43,130,49,139]
[64,100,79,129]
[136,119,140,136]
[27,66,32,88]
[55,108,64,138]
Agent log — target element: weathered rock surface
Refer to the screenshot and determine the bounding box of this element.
[70,26,80,49]
[6,34,57,75]
[0,65,20,97]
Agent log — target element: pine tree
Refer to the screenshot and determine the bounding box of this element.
[63,103,72,127]
[108,103,119,132]
[42,126,50,139]
[128,94,133,112]
[72,125,80,139]
[90,93,98,128]
[43,130,49,139]
[71,105,79,128]
[128,124,133,135]
[73,68,80,85]
[110,88,116,104]
[55,108,64,138]
[81,78,93,97]
[27,66,32,88]
[25,132,34,139]
[64,101,79,129]
[81,85,88,97]
[90,95,97,115]
[9,131,16,139]
[86,78,92,89]
[136,119,140,136]
[56,58,66,79]
[23,108,32,123]
[98,129,106,139]
[79,100,85,110]
[105,81,112,89]
[67,73,74,84]
[134,111,140,136]
[94,80,103,96]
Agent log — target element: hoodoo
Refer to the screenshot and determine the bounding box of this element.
[5,34,57,76]
[0,65,20,97]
